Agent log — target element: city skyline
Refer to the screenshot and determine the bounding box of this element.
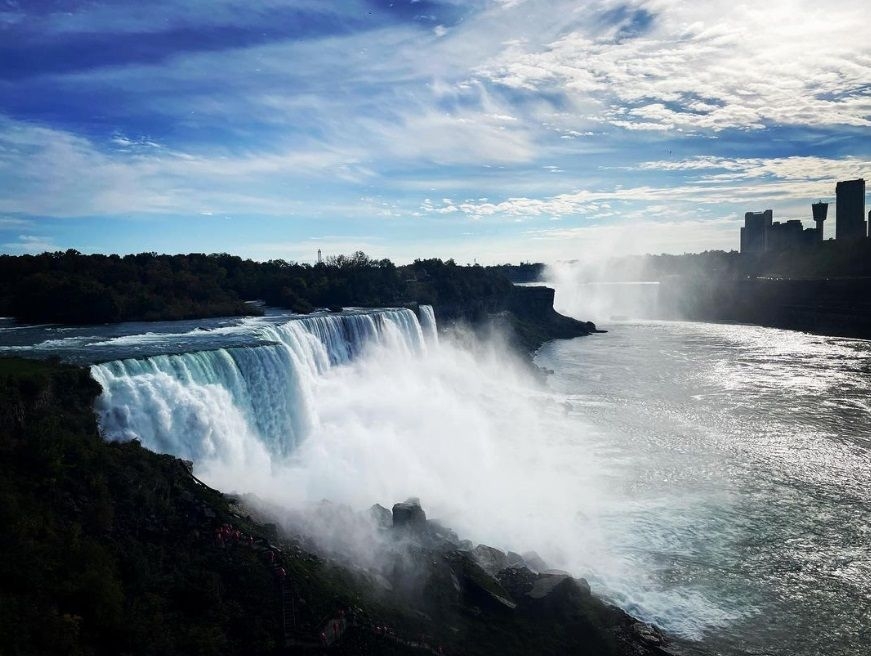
[1,0,870,264]
[739,177,868,254]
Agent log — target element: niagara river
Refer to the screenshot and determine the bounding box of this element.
[1,304,868,655]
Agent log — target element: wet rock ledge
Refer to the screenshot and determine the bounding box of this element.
[313,497,677,656]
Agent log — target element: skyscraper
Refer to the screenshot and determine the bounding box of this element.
[740,210,773,253]
[835,179,866,240]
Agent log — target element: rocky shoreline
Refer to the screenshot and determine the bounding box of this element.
[291,497,677,656]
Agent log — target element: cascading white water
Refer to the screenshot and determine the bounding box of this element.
[88,306,646,627]
[14,288,864,656]
[419,304,438,345]
[259,309,427,372]
[91,308,426,462]
[91,345,313,461]
[88,306,652,628]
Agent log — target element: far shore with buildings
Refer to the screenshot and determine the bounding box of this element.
[740,178,867,254]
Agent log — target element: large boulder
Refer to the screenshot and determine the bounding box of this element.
[392,498,427,529]
[369,503,392,528]
[472,544,509,576]
[520,550,548,573]
[506,551,527,568]
[528,573,573,599]
[498,568,592,617]
[447,551,517,611]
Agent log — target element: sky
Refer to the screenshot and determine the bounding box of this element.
[1,0,870,264]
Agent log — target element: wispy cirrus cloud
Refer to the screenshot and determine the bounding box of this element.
[633,156,871,183]
[1,234,60,253]
[421,155,868,223]
[0,116,376,218]
[474,0,871,132]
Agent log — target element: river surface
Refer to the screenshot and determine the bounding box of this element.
[1,309,869,655]
[537,320,871,656]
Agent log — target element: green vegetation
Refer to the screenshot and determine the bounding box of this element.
[0,358,368,655]
[486,262,545,284]
[2,359,264,654]
[0,251,515,325]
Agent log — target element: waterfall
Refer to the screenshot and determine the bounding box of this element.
[91,309,429,463]
[419,305,438,345]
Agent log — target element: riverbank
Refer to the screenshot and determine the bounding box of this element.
[0,357,672,655]
[658,276,871,340]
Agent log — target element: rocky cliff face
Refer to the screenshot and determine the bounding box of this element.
[431,285,601,353]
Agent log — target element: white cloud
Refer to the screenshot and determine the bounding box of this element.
[362,107,536,165]
[422,154,869,221]
[0,216,33,228]
[634,155,871,184]
[4,1,869,259]
[626,156,870,222]
[474,0,871,132]
[2,234,59,253]
[0,117,373,217]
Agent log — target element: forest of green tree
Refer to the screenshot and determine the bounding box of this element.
[0,251,514,324]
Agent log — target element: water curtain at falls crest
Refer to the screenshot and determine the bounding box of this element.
[91,308,430,463]
[419,304,438,345]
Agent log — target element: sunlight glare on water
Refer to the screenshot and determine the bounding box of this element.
[537,320,871,656]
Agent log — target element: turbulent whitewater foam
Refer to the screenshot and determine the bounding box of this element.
[92,309,426,460]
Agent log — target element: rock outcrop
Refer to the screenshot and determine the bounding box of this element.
[392,498,427,529]
[472,544,510,576]
[369,503,393,528]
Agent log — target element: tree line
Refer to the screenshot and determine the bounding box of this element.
[0,250,514,324]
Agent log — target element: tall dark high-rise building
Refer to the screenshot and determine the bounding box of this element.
[740,210,773,253]
[835,178,866,240]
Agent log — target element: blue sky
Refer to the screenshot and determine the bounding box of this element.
[1,0,869,263]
